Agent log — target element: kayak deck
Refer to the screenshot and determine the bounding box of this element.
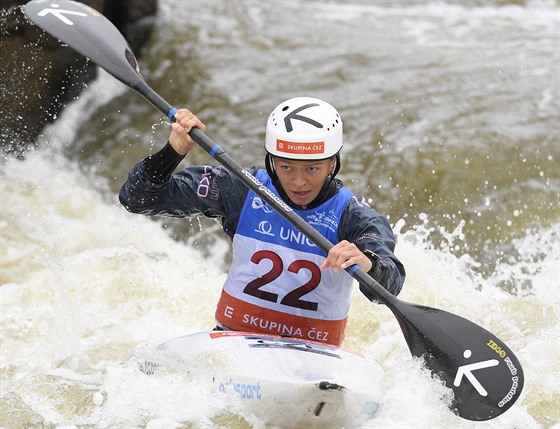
[135,331,383,427]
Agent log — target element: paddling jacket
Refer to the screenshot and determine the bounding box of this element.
[119,143,406,344]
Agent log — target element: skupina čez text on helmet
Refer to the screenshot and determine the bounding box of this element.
[265,97,343,161]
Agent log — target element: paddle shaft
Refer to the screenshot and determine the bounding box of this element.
[133,79,393,304]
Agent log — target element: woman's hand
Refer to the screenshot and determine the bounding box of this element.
[168,108,207,155]
[320,240,373,273]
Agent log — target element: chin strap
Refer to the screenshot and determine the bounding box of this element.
[330,152,341,179]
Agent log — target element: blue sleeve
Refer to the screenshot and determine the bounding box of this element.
[338,194,406,297]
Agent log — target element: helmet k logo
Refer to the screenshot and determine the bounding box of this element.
[284,103,323,132]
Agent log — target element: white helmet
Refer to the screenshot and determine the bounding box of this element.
[265,97,343,160]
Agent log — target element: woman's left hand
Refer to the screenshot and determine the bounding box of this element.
[320,240,373,273]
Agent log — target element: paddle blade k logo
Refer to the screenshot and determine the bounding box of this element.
[453,349,499,396]
[36,3,87,25]
[446,338,523,420]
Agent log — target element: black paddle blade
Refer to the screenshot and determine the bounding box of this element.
[392,301,524,421]
[24,0,142,89]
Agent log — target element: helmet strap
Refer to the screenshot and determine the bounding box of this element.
[330,153,341,181]
[265,153,278,183]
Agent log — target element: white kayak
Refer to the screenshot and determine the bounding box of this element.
[135,331,384,428]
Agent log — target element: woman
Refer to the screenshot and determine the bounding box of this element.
[120,96,405,346]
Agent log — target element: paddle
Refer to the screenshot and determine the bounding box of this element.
[24,0,524,421]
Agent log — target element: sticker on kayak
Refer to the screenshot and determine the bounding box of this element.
[209,331,341,358]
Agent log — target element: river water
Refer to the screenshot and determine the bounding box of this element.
[1,0,559,428]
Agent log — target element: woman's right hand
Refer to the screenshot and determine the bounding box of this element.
[168,108,207,155]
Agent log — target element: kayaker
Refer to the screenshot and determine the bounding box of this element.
[119,97,405,346]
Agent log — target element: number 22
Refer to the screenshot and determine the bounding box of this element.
[243,250,320,311]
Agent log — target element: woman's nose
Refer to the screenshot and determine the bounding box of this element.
[290,170,306,187]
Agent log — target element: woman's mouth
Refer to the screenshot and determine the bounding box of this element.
[290,190,311,203]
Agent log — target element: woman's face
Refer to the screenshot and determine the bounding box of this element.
[274,157,335,209]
